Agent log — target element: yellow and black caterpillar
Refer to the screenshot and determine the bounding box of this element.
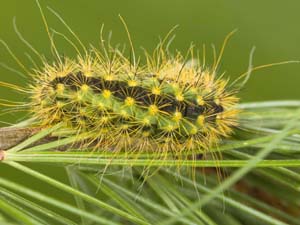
[30,48,239,155]
[1,1,240,159]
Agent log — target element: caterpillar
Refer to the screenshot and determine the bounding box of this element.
[3,1,296,164]
[0,1,241,161]
[30,47,239,155]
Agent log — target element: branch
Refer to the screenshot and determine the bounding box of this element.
[0,127,40,150]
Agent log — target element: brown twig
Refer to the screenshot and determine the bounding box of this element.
[0,126,41,150]
[0,126,81,153]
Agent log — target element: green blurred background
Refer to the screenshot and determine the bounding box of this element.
[1,0,300,113]
[0,1,299,219]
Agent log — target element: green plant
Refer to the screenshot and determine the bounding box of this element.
[0,100,300,224]
[0,1,300,224]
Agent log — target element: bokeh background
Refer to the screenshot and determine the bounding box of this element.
[1,0,300,110]
[0,1,299,219]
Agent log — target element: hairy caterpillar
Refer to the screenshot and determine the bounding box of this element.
[0,1,242,161]
[19,5,237,161]
[30,45,239,155]
[5,0,287,162]
[2,1,296,165]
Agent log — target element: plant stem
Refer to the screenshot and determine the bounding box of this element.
[4,161,150,225]
[3,152,300,168]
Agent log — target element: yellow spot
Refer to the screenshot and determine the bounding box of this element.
[102,89,111,99]
[120,110,129,118]
[99,127,109,134]
[81,84,89,93]
[165,124,176,132]
[56,101,64,109]
[100,116,109,124]
[142,118,151,125]
[120,124,129,130]
[125,97,135,106]
[164,137,172,143]
[142,131,150,137]
[79,108,86,116]
[190,126,198,135]
[84,71,93,77]
[128,80,138,87]
[214,98,220,105]
[172,111,182,122]
[56,83,65,95]
[52,114,61,121]
[171,83,179,89]
[175,92,184,101]
[78,119,86,126]
[104,74,114,81]
[196,96,205,105]
[197,115,205,126]
[57,72,67,78]
[185,139,194,149]
[41,100,47,107]
[48,87,55,95]
[152,86,161,95]
[148,105,159,115]
[97,102,104,110]
[75,93,83,101]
